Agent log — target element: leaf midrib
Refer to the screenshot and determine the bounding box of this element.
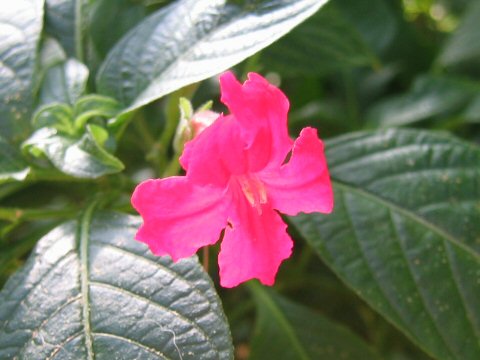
[79,201,97,360]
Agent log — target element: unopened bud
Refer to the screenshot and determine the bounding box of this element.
[173,98,219,152]
[190,110,219,137]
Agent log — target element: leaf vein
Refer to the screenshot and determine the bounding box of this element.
[89,281,218,353]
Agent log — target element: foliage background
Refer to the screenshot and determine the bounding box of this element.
[1,0,479,359]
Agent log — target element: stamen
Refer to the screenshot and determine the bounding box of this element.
[237,174,267,214]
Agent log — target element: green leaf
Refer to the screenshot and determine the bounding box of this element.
[45,0,76,56]
[292,129,480,360]
[73,95,122,130]
[96,0,329,114]
[0,136,30,184]
[39,37,67,70]
[262,3,377,76]
[248,284,381,360]
[0,0,44,141]
[32,103,75,134]
[438,1,480,71]
[367,75,480,128]
[23,126,124,178]
[89,0,148,59]
[0,210,233,359]
[334,0,398,54]
[45,0,90,60]
[39,58,89,106]
[463,94,480,123]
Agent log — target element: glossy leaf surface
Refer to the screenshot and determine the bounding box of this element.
[39,58,89,106]
[0,0,44,141]
[0,211,233,359]
[292,129,480,360]
[45,0,90,59]
[23,126,124,178]
[96,0,329,113]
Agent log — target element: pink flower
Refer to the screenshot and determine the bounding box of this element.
[131,72,333,287]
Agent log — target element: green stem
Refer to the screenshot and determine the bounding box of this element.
[134,114,156,150]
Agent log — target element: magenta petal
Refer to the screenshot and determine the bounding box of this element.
[219,72,293,170]
[180,115,249,187]
[218,199,293,288]
[260,127,334,215]
[131,177,228,260]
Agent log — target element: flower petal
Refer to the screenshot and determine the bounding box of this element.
[219,72,293,170]
[180,115,248,187]
[218,198,293,288]
[131,177,228,260]
[260,127,334,215]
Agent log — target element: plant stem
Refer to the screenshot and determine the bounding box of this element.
[134,114,156,150]
[203,247,209,273]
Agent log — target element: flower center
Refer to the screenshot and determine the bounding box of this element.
[237,174,267,214]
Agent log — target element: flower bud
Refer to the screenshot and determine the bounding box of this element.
[173,98,219,152]
[190,110,219,137]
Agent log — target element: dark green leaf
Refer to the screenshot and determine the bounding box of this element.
[0,0,44,141]
[334,0,398,54]
[0,211,233,359]
[262,3,377,76]
[0,136,30,183]
[45,0,76,56]
[438,1,480,72]
[367,75,480,128]
[90,0,148,59]
[39,58,89,106]
[44,0,91,60]
[96,0,329,113]
[292,129,480,360]
[248,284,381,360]
[23,126,124,178]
